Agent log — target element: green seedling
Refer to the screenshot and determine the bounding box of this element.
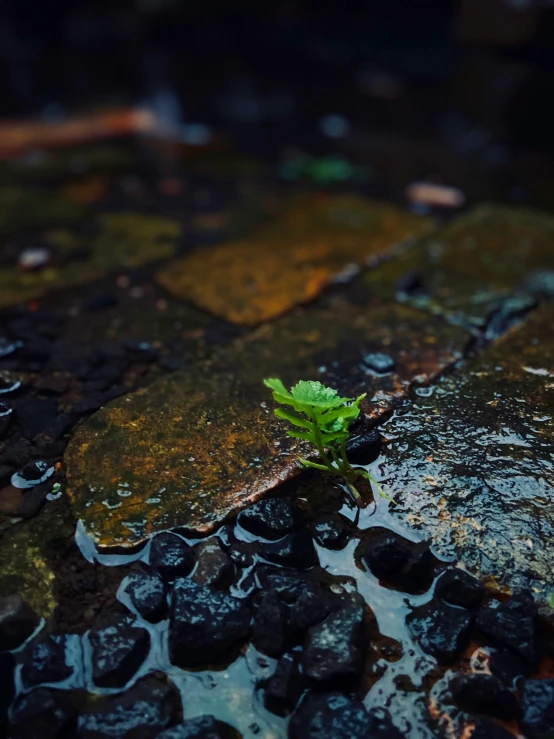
[264,378,385,507]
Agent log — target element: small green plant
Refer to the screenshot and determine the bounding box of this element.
[264,378,385,507]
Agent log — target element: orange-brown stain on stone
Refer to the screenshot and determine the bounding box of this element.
[156,193,431,325]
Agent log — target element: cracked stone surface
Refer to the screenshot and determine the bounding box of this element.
[156,193,431,325]
[365,205,554,327]
[65,296,469,549]
[378,303,554,607]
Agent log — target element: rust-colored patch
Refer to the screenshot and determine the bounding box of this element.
[365,205,554,326]
[65,297,468,550]
[156,193,431,325]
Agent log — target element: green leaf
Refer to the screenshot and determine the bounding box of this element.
[549,594,554,609]
[274,407,313,430]
[290,380,350,409]
[320,429,349,444]
[286,429,314,442]
[263,378,291,397]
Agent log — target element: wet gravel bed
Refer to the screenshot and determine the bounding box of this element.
[2,486,554,739]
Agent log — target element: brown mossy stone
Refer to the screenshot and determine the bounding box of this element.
[379,303,554,608]
[64,297,469,550]
[0,497,74,620]
[365,205,554,326]
[0,211,182,308]
[156,193,432,325]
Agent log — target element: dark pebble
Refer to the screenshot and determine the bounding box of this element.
[88,615,151,688]
[361,351,395,374]
[450,672,521,720]
[169,579,251,668]
[123,340,158,362]
[0,439,31,468]
[19,634,75,689]
[239,497,303,540]
[18,480,53,519]
[124,571,168,623]
[72,385,127,414]
[158,356,186,372]
[485,293,537,338]
[301,594,365,686]
[395,270,425,296]
[14,396,59,439]
[264,652,305,717]
[156,715,228,738]
[522,269,554,299]
[0,463,14,487]
[363,528,437,594]
[33,373,71,396]
[289,693,402,739]
[252,591,289,658]
[11,459,53,489]
[468,716,517,739]
[0,594,40,651]
[0,401,12,437]
[311,514,350,550]
[477,589,537,664]
[489,648,531,685]
[262,529,317,570]
[150,532,195,581]
[435,568,485,609]
[345,423,382,465]
[521,678,554,736]
[9,687,77,739]
[228,541,256,568]
[78,676,181,739]
[409,600,473,664]
[0,336,21,358]
[192,538,233,589]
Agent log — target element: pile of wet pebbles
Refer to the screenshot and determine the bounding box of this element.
[1,495,554,739]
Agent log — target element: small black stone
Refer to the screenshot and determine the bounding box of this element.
[485,293,537,338]
[78,676,181,739]
[228,541,256,568]
[0,462,14,487]
[450,672,521,720]
[124,571,168,623]
[301,594,365,686]
[361,352,395,374]
[521,678,554,736]
[363,528,437,594]
[0,401,12,437]
[435,568,485,609]
[252,592,289,658]
[18,480,52,519]
[289,693,402,739]
[0,594,40,651]
[395,269,425,296]
[0,438,31,468]
[156,715,228,738]
[158,356,186,372]
[522,269,554,299]
[239,498,303,540]
[123,340,158,362]
[192,539,233,589]
[19,634,74,689]
[345,423,382,465]
[89,615,151,688]
[262,530,317,570]
[149,532,195,581]
[311,515,350,550]
[169,579,251,668]
[258,569,338,641]
[477,590,537,664]
[468,716,518,739]
[265,652,305,717]
[489,649,531,685]
[14,397,59,440]
[9,687,77,739]
[409,600,473,664]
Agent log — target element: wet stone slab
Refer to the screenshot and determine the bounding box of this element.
[0,211,182,308]
[156,193,431,325]
[365,205,554,328]
[377,303,554,606]
[65,297,469,549]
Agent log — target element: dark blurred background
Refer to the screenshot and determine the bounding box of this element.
[1,0,554,205]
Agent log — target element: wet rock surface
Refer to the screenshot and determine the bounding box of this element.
[238,497,302,540]
[264,652,305,717]
[409,600,473,664]
[122,570,168,623]
[65,296,468,549]
[149,533,195,582]
[0,594,40,650]
[378,303,554,604]
[19,633,75,689]
[156,716,229,738]
[156,194,431,325]
[8,687,78,739]
[449,672,521,720]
